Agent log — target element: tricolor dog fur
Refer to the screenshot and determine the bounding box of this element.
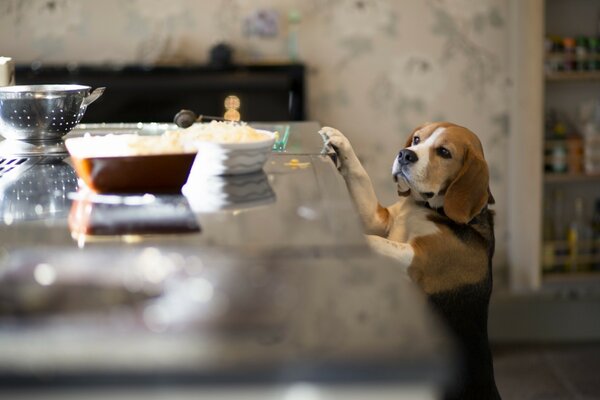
[320,122,501,400]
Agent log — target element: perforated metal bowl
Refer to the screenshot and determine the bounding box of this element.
[0,84,105,142]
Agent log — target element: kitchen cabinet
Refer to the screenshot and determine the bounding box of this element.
[542,0,600,285]
[508,0,600,291]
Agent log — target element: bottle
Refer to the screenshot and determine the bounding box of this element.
[551,121,568,173]
[575,36,588,71]
[544,36,560,72]
[562,37,576,71]
[589,37,600,71]
[582,99,600,174]
[287,10,301,62]
[566,130,584,174]
[566,197,593,272]
[592,199,600,271]
[542,195,556,272]
[552,189,567,270]
[544,110,568,173]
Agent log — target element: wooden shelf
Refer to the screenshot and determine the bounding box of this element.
[545,71,600,82]
[544,173,600,183]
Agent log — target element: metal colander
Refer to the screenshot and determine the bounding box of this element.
[0,84,104,142]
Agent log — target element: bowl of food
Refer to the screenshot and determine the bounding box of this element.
[65,121,276,194]
[65,134,197,194]
[169,121,276,176]
[0,84,105,141]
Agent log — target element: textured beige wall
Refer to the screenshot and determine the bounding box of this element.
[0,0,510,267]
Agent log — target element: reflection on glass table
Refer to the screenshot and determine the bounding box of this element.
[0,159,78,222]
[68,189,200,246]
[183,171,276,213]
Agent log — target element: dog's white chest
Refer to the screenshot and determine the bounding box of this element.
[386,200,440,243]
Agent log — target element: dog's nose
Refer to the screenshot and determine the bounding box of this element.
[398,149,419,165]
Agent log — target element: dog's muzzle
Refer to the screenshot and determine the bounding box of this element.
[392,149,417,182]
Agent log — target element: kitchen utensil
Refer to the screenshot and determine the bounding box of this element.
[0,85,105,157]
[173,109,234,128]
[68,152,196,194]
[65,134,197,194]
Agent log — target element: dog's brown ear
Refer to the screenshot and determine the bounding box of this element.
[444,148,491,224]
[487,187,495,205]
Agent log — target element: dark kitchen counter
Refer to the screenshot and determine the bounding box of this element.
[0,122,453,398]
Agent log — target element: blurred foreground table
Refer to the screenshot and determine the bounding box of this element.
[0,122,453,399]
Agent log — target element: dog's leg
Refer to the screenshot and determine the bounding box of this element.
[319,127,389,235]
[365,235,413,272]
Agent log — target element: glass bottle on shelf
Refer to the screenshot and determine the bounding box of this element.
[562,37,576,71]
[580,99,600,175]
[545,110,569,174]
[542,195,556,272]
[575,36,588,71]
[287,10,301,62]
[552,189,567,271]
[566,128,584,175]
[552,122,568,173]
[587,37,599,70]
[592,199,600,271]
[566,197,593,272]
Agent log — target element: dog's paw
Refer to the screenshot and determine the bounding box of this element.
[318,126,352,156]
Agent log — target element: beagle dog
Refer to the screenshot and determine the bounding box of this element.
[320,122,501,400]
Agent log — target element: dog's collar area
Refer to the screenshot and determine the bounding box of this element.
[416,200,489,225]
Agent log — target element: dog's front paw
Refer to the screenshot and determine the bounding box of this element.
[319,127,353,155]
[319,127,358,174]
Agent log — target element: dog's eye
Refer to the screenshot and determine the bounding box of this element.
[412,136,420,145]
[437,147,452,159]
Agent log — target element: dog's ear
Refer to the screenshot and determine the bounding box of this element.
[444,147,491,224]
[487,187,495,205]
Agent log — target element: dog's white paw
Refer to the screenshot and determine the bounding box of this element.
[319,126,352,155]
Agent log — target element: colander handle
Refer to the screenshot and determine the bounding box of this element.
[82,87,106,107]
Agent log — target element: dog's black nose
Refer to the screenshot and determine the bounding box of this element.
[398,149,419,165]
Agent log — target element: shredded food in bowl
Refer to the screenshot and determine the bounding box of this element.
[69,122,272,157]
[169,121,269,143]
